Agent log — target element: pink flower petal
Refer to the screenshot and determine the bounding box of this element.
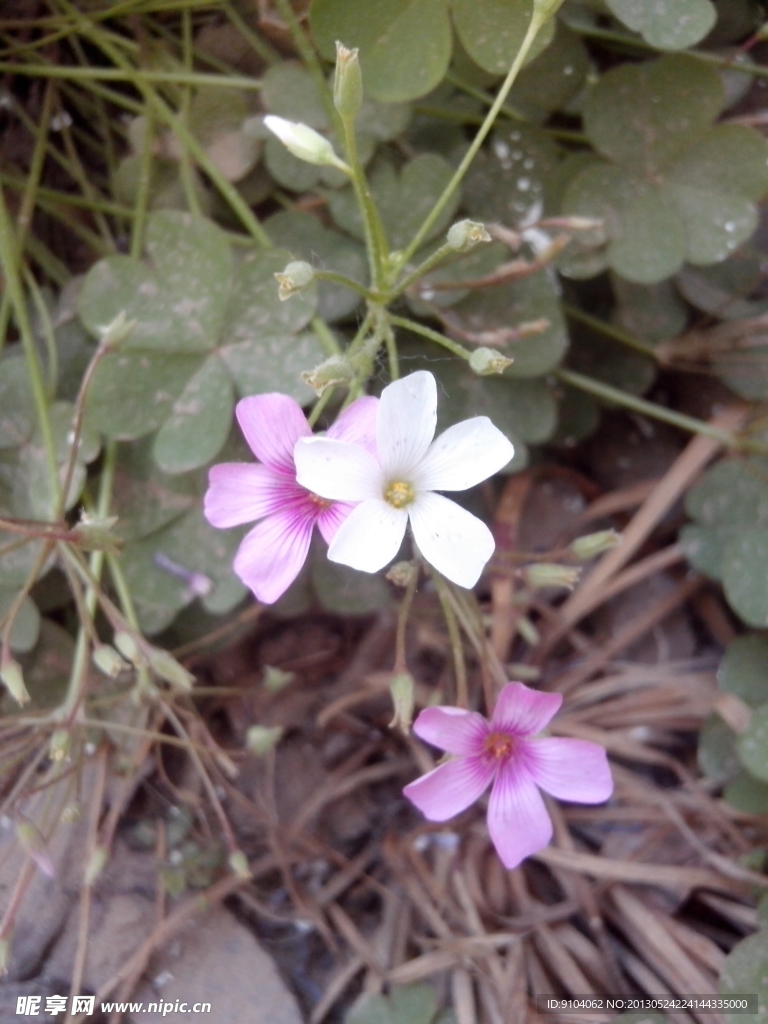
[491,682,563,737]
[403,755,495,822]
[236,394,311,473]
[316,500,355,545]
[487,761,552,870]
[329,395,379,455]
[233,507,314,604]
[525,738,613,804]
[377,371,437,478]
[204,463,294,528]
[413,706,489,756]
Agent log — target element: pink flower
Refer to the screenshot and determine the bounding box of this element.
[204,393,378,604]
[403,682,613,869]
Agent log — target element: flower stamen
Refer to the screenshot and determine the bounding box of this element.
[309,492,332,511]
[484,731,515,761]
[384,480,415,509]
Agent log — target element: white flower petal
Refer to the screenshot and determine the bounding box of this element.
[294,437,383,502]
[409,492,495,588]
[377,371,437,478]
[328,499,408,573]
[419,416,514,492]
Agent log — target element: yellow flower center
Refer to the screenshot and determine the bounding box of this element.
[309,492,332,511]
[384,480,415,509]
[484,731,515,761]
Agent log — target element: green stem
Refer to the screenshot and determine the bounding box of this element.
[394,565,420,674]
[312,316,342,356]
[556,367,764,451]
[222,3,281,65]
[563,303,659,359]
[388,314,473,361]
[397,10,547,268]
[0,62,265,90]
[392,241,464,299]
[307,386,336,428]
[430,569,469,708]
[314,269,374,301]
[0,189,60,506]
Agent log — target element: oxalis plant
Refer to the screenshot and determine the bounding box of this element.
[2,0,768,1010]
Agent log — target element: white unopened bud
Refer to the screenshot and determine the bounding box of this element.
[1,657,29,705]
[275,260,315,301]
[229,849,251,879]
[469,347,514,376]
[264,116,350,173]
[262,665,294,692]
[447,219,491,252]
[98,310,136,348]
[246,725,284,755]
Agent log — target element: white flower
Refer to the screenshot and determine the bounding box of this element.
[263,115,349,172]
[294,371,514,588]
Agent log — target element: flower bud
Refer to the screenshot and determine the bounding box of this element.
[386,561,418,587]
[93,643,130,678]
[523,563,581,591]
[516,616,540,645]
[49,729,71,762]
[334,42,363,123]
[85,845,109,887]
[17,822,54,878]
[229,849,251,879]
[98,310,136,349]
[447,219,491,252]
[570,529,622,562]
[146,646,195,691]
[1,657,29,705]
[275,260,315,301]
[301,354,354,395]
[469,347,514,376]
[246,724,284,755]
[389,672,415,733]
[263,115,350,172]
[114,630,141,664]
[263,665,294,692]
[72,513,122,554]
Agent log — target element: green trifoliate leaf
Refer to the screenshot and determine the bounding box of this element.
[563,55,768,283]
[605,0,716,51]
[452,0,554,76]
[718,633,768,709]
[261,61,329,129]
[79,211,320,473]
[0,588,40,654]
[310,0,452,102]
[721,930,768,1024]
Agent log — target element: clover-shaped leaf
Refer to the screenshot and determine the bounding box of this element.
[78,211,322,474]
[682,457,768,624]
[721,930,768,1024]
[718,633,768,709]
[0,587,40,653]
[605,0,716,51]
[311,0,453,102]
[564,55,768,283]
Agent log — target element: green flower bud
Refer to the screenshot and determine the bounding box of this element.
[146,646,195,691]
[523,563,581,591]
[263,115,350,173]
[49,729,71,762]
[386,561,418,587]
[114,631,141,664]
[263,665,294,692]
[1,657,29,705]
[98,310,136,349]
[93,643,130,678]
[469,347,514,376]
[447,219,491,252]
[85,845,109,887]
[301,354,354,396]
[275,260,315,301]
[570,529,622,562]
[229,849,251,879]
[389,672,415,733]
[246,725,284,755]
[516,616,540,645]
[334,42,363,123]
[17,822,54,878]
[72,513,122,554]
